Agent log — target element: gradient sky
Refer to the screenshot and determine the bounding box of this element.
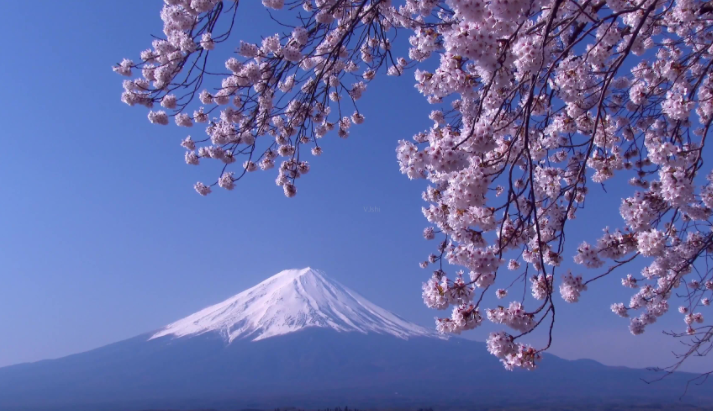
[1,1,711,374]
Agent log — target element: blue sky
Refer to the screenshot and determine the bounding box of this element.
[1,1,711,374]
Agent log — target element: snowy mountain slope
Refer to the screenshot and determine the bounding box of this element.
[151,267,437,342]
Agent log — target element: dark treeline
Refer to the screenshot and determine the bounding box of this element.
[146,406,713,411]
[144,408,437,411]
[143,408,437,411]
[267,408,434,411]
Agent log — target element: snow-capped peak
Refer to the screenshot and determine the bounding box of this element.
[150,267,437,342]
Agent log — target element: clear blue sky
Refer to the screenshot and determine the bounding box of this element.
[1,1,710,374]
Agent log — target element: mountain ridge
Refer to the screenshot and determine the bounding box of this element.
[1,267,712,411]
[2,329,711,411]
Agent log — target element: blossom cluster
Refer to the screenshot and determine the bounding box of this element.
[400,0,713,372]
[115,0,402,196]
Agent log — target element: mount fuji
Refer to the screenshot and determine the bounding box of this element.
[150,267,435,342]
[0,268,711,411]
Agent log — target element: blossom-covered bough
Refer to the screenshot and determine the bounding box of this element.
[114,0,713,379]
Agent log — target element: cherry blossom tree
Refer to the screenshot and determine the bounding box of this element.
[114,0,713,376]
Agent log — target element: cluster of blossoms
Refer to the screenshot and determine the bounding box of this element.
[486,331,541,371]
[117,0,713,372]
[401,0,713,372]
[115,0,397,196]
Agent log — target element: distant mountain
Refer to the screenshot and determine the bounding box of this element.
[0,268,711,411]
[151,267,436,342]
